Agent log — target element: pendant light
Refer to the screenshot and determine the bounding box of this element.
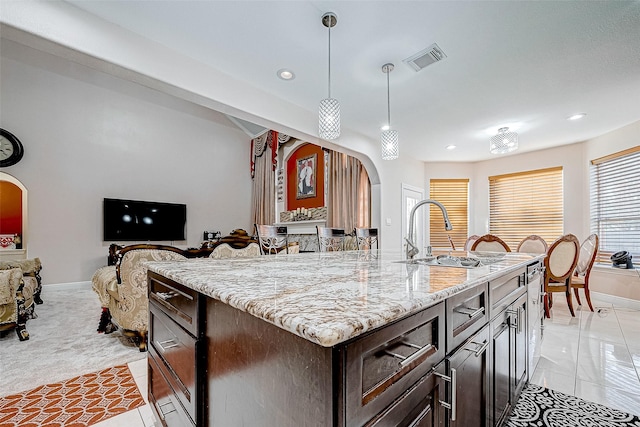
[318,12,340,140]
[381,63,398,160]
[490,127,518,154]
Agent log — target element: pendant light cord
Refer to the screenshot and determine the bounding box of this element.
[386,69,391,126]
[328,24,332,98]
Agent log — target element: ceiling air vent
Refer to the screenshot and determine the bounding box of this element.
[403,43,447,72]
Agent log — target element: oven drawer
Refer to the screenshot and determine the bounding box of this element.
[344,302,445,426]
[149,271,200,336]
[149,304,198,421]
[489,268,525,319]
[445,282,489,354]
[149,349,195,427]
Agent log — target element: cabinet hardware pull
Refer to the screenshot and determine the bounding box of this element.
[384,343,434,368]
[435,368,457,421]
[465,339,489,357]
[401,340,422,350]
[156,291,178,300]
[400,343,434,368]
[454,306,485,318]
[157,339,179,351]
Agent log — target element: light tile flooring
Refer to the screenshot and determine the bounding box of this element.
[99,295,640,426]
[530,295,640,416]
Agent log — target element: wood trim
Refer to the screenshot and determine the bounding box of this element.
[488,166,562,181]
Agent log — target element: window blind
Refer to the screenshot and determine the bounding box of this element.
[489,167,563,250]
[429,179,469,250]
[590,146,640,263]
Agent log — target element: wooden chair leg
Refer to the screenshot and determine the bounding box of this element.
[549,292,553,308]
[573,287,582,305]
[565,288,575,317]
[584,287,594,312]
[544,293,550,318]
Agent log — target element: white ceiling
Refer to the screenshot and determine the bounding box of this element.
[64,0,640,162]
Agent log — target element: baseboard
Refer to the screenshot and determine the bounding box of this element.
[591,291,640,310]
[43,281,92,291]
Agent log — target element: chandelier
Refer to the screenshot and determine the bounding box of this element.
[381,63,398,160]
[318,12,340,140]
[490,127,518,154]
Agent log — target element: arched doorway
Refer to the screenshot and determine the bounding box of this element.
[0,172,28,260]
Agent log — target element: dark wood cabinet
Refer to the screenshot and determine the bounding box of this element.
[489,268,527,427]
[445,323,490,427]
[147,263,534,427]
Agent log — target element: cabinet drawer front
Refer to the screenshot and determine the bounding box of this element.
[446,283,489,354]
[149,271,199,335]
[149,351,195,427]
[345,302,445,426]
[150,305,197,421]
[366,368,444,427]
[490,269,525,318]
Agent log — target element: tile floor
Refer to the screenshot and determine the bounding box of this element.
[99,295,640,426]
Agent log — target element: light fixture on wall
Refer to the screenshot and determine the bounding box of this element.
[490,127,518,154]
[318,12,340,140]
[381,63,399,160]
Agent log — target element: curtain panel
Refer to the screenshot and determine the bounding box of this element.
[251,131,278,226]
[326,150,371,232]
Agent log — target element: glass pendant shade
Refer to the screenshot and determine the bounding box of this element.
[381,63,398,160]
[319,12,340,140]
[319,97,340,140]
[381,129,399,160]
[490,127,518,154]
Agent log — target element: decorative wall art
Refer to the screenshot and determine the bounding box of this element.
[296,154,316,199]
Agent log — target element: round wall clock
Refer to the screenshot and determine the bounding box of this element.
[0,128,24,167]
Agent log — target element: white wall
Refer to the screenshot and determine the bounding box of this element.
[0,40,253,284]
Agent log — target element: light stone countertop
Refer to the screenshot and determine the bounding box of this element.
[147,250,543,347]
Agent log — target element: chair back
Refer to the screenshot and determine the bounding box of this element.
[517,235,548,254]
[355,228,379,250]
[255,224,289,254]
[210,243,261,259]
[463,235,480,251]
[471,234,511,252]
[575,234,599,277]
[317,226,346,252]
[545,234,580,282]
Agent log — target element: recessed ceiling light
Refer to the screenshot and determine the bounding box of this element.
[446,145,456,150]
[277,69,295,80]
[568,113,586,121]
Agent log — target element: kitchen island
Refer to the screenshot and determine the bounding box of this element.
[146,250,544,427]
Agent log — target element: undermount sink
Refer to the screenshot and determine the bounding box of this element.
[396,254,503,269]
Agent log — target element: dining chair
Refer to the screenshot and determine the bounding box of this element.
[255,224,290,255]
[355,228,379,250]
[470,234,511,252]
[516,235,548,254]
[570,234,599,312]
[543,234,580,318]
[316,226,346,252]
[463,235,480,251]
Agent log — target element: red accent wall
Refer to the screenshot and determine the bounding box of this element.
[0,181,22,235]
[287,144,324,210]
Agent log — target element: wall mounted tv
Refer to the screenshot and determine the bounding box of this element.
[103,198,186,242]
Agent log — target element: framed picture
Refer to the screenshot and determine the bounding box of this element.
[296,154,316,199]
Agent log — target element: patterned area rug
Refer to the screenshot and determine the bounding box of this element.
[507,384,640,427]
[0,365,144,427]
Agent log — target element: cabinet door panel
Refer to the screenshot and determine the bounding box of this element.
[448,324,490,427]
[491,313,511,427]
[512,293,528,398]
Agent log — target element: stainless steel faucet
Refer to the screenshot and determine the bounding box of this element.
[405,199,453,259]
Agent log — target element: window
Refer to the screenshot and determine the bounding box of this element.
[429,179,468,250]
[590,146,640,263]
[489,167,563,250]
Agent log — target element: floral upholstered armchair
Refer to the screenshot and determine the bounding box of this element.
[0,258,43,341]
[92,245,188,351]
[92,230,260,351]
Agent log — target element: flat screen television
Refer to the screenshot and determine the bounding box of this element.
[103,198,186,241]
